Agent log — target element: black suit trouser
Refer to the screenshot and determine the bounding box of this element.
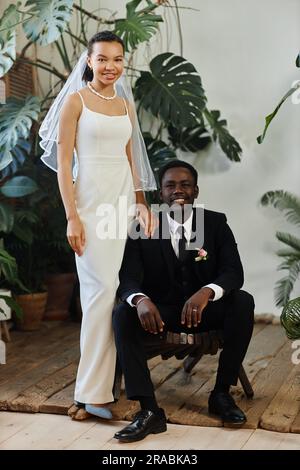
[112,289,254,400]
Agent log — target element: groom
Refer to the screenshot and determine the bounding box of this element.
[112,160,254,443]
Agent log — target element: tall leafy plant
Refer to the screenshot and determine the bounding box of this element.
[0,0,242,179]
[261,190,300,307]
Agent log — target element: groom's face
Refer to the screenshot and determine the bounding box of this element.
[159,167,199,208]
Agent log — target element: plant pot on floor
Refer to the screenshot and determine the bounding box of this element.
[14,292,48,331]
[44,272,77,320]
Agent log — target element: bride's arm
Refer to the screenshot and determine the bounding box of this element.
[125,136,156,238]
[57,93,85,256]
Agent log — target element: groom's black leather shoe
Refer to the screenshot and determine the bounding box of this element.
[114,409,167,442]
[208,391,247,425]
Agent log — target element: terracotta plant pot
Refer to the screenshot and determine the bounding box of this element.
[14,292,48,331]
[44,272,77,321]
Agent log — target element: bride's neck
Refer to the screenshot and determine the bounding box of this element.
[90,80,114,95]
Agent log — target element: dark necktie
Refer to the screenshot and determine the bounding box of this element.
[177,225,187,262]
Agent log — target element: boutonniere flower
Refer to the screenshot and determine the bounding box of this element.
[195,248,208,262]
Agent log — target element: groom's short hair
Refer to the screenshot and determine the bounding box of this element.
[158,160,198,187]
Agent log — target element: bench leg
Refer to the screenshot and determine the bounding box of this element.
[183,352,203,374]
[238,365,254,398]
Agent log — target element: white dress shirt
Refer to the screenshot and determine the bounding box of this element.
[127,211,224,306]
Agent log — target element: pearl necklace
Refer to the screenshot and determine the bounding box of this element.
[87,81,116,100]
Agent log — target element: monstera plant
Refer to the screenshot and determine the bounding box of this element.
[0,0,242,181]
[0,0,244,320]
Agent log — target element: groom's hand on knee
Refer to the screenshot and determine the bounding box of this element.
[136,299,164,334]
[181,287,214,328]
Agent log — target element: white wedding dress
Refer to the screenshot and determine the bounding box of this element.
[74,91,135,404]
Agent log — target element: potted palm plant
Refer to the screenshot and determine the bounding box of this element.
[3,206,49,331]
[261,190,300,339]
[0,158,48,331]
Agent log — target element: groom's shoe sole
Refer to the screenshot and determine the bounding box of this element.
[114,422,167,443]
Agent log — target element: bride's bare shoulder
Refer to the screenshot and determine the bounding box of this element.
[61,89,86,116]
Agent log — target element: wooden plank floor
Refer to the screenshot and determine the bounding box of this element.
[1,320,299,433]
[1,411,300,450]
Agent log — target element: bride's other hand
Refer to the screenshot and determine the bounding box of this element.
[67,215,86,256]
[136,205,158,238]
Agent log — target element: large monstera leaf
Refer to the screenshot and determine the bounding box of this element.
[135,53,206,128]
[0,3,20,77]
[23,0,73,46]
[204,109,242,162]
[0,96,40,170]
[114,0,162,52]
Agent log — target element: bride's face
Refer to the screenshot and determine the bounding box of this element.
[87,41,124,86]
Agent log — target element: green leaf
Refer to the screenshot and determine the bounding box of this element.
[1,138,31,177]
[23,0,73,46]
[276,248,300,258]
[0,176,38,198]
[135,53,206,128]
[296,52,300,67]
[0,3,20,77]
[257,81,300,143]
[0,246,18,282]
[204,108,242,162]
[0,294,23,319]
[281,297,300,339]
[276,231,300,253]
[114,0,162,51]
[260,190,300,226]
[0,149,13,171]
[168,122,211,152]
[275,259,300,307]
[0,202,14,233]
[0,96,40,170]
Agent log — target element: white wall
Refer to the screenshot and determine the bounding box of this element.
[6,0,300,314]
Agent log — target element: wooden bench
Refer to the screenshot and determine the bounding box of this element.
[113,329,254,400]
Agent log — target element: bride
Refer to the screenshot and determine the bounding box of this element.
[39,31,157,419]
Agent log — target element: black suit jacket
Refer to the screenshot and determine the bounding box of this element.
[117,208,244,304]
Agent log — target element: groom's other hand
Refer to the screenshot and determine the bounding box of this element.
[133,296,164,334]
[181,287,214,328]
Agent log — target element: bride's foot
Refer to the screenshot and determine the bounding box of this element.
[68,403,90,421]
[85,403,113,420]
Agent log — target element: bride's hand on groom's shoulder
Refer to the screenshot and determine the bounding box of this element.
[136,298,164,335]
[136,204,158,238]
[67,214,86,257]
